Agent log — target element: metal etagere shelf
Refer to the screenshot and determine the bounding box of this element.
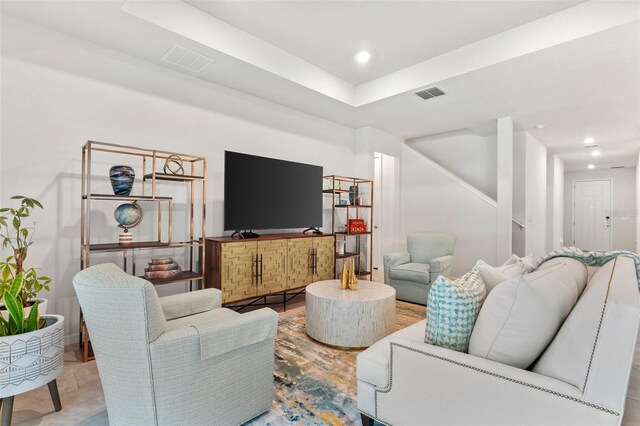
[80,140,206,361]
[323,175,373,280]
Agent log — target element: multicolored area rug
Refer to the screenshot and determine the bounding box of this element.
[246,301,426,425]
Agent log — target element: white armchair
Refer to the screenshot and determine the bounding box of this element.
[73,263,278,425]
[384,233,456,304]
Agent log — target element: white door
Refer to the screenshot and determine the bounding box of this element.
[573,180,612,251]
[373,154,382,269]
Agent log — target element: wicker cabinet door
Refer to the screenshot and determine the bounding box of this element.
[257,240,288,295]
[286,238,313,289]
[314,236,335,281]
[220,241,257,303]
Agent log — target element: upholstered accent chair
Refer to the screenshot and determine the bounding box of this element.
[73,263,278,425]
[383,233,456,304]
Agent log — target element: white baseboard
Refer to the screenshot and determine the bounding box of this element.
[65,333,79,347]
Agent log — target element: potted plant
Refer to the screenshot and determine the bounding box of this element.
[0,195,51,319]
[0,196,62,421]
[0,272,64,420]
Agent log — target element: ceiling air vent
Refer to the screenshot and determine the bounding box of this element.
[611,165,625,169]
[415,86,446,100]
[584,144,600,149]
[162,45,213,72]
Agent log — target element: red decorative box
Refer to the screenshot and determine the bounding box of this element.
[348,219,367,234]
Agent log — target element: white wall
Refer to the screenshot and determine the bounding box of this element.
[637,154,640,254]
[406,130,497,200]
[496,118,514,262]
[0,15,358,343]
[524,132,547,259]
[547,154,564,251]
[512,131,547,259]
[355,127,404,260]
[512,129,526,257]
[564,168,637,252]
[400,145,498,275]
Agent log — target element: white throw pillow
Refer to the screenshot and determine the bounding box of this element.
[520,254,536,273]
[474,259,524,293]
[468,259,586,369]
[501,254,519,266]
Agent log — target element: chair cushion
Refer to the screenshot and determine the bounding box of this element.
[474,259,525,293]
[469,258,587,369]
[389,263,430,284]
[425,270,486,352]
[357,320,426,388]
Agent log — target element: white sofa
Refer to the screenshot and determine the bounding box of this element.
[357,256,640,425]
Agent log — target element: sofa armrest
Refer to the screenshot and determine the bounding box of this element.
[383,251,410,268]
[369,338,618,425]
[429,255,453,273]
[152,308,278,361]
[159,288,222,320]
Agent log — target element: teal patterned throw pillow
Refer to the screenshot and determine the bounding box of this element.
[425,270,487,352]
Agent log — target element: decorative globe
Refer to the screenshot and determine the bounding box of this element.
[114,202,143,230]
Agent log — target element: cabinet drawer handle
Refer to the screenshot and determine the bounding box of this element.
[314,248,318,273]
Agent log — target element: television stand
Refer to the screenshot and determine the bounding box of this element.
[303,227,323,235]
[231,230,260,239]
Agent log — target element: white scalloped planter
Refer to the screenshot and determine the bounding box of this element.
[0,315,64,398]
[0,298,48,322]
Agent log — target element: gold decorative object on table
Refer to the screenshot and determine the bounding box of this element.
[163,154,185,175]
[340,262,349,289]
[348,258,359,291]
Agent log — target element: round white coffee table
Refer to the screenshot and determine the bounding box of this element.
[305,279,396,349]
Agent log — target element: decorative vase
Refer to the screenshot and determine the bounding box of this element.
[340,263,349,290]
[348,259,359,291]
[109,165,135,196]
[0,315,64,399]
[349,185,359,206]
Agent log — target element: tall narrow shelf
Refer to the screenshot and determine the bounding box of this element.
[80,141,206,361]
[323,175,374,279]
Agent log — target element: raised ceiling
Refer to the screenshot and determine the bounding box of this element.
[1,0,638,171]
[185,0,583,85]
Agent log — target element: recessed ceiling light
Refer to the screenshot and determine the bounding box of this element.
[355,51,371,64]
[584,137,595,144]
[535,124,545,129]
[588,164,595,169]
[591,150,601,157]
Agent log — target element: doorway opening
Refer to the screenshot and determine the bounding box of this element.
[373,152,397,270]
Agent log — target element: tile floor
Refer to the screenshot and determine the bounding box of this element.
[8,269,640,425]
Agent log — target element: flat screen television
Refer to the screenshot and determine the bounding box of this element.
[224,151,323,234]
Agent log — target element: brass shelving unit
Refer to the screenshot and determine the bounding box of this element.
[323,175,373,279]
[80,141,206,361]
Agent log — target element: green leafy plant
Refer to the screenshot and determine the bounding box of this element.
[0,273,42,336]
[0,196,51,305]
